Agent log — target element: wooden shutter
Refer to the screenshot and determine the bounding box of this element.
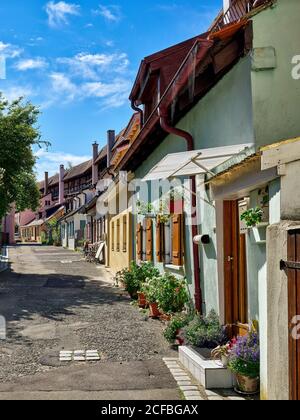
[136,222,143,260]
[146,219,153,262]
[172,214,183,266]
[156,220,164,263]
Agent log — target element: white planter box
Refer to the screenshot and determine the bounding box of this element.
[179,346,235,389]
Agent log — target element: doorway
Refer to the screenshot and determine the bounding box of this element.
[223,200,248,337]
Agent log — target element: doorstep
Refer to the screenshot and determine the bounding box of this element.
[179,346,235,389]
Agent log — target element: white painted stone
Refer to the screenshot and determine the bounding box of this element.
[184,391,202,397]
[185,396,203,401]
[208,396,224,401]
[177,381,192,387]
[174,376,190,381]
[180,386,199,391]
[74,356,86,361]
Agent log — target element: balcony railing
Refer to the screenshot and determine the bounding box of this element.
[210,0,271,33]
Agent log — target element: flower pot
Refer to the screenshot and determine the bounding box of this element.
[221,355,229,368]
[236,374,260,394]
[159,313,172,322]
[138,292,147,308]
[149,302,161,318]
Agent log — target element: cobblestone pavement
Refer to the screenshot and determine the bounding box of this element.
[0,245,179,400]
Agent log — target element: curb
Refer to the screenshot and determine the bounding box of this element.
[0,247,9,273]
[163,358,205,401]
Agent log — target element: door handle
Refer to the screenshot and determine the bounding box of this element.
[227,256,234,262]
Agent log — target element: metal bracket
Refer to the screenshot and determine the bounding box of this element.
[280,260,300,271]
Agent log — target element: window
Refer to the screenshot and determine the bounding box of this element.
[111,222,115,251]
[123,216,127,252]
[116,219,120,252]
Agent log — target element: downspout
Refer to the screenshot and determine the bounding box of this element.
[159,107,203,314]
[131,100,144,127]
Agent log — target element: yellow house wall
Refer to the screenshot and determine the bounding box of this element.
[109,209,133,275]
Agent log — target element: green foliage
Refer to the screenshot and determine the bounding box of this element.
[228,358,260,379]
[241,207,263,228]
[156,273,189,314]
[41,231,47,245]
[163,313,193,343]
[182,310,227,349]
[44,218,61,246]
[116,261,160,299]
[142,273,189,313]
[0,94,49,218]
[141,276,161,304]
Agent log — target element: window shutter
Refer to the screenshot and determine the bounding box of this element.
[156,220,164,263]
[146,219,153,262]
[172,214,183,266]
[136,222,143,260]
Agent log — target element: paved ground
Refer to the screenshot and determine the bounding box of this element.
[0,245,179,400]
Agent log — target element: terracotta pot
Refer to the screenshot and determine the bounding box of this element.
[138,292,147,308]
[236,374,260,394]
[149,302,161,318]
[159,313,172,322]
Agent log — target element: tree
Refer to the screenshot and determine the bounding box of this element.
[0,94,48,219]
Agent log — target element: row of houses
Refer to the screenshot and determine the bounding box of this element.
[2,0,300,400]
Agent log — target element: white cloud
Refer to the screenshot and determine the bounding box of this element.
[1,86,35,102]
[57,52,129,80]
[46,1,80,27]
[15,58,48,71]
[50,72,77,101]
[93,5,121,22]
[0,41,22,58]
[35,149,91,180]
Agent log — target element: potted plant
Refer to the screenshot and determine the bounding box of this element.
[241,207,263,228]
[163,313,192,345]
[228,330,260,394]
[137,291,147,308]
[211,343,232,367]
[115,262,160,300]
[181,310,228,352]
[141,277,161,318]
[156,273,189,316]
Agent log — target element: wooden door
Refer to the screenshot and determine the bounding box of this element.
[287,229,300,400]
[224,200,248,337]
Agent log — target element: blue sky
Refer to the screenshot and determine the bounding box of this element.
[0,0,222,179]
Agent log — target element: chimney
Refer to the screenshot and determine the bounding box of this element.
[107,130,115,169]
[44,172,49,196]
[92,142,99,186]
[59,164,65,204]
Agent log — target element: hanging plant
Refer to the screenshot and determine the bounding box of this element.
[241,207,263,228]
[136,200,155,216]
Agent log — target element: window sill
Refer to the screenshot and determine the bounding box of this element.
[164,264,184,272]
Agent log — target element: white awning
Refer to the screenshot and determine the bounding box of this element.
[142,144,254,181]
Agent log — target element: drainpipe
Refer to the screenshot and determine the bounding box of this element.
[159,107,203,314]
[131,100,144,127]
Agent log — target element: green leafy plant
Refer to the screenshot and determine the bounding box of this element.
[181,310,228,349]
[163,313,193,343]
[228,330,260,379]
[241,207,263,228]
[156,273,189,314]
[136,200,154,216]
[116,261,160,299]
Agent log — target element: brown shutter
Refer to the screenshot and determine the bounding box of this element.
[172,214,183,266]
[146,219,153,262]
[136,222,143,260]
[156,220,164,263]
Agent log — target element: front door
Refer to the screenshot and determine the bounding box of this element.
[223,200,248,337]
[287,229,300,400]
